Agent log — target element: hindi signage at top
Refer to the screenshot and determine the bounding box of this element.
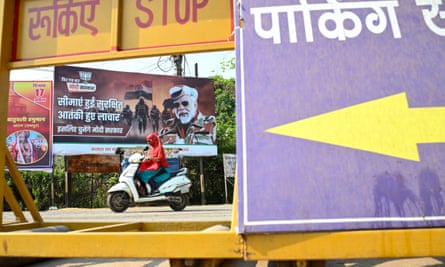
[15,0,113,61]
[13,0,234,65]
[120,1,234,51]
[236,0,445,233]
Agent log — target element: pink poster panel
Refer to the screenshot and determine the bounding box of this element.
[7,81,53,169]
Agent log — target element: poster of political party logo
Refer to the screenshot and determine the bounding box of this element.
[237,1,445,233]
[7,81,52,169]
[53,66,216,156]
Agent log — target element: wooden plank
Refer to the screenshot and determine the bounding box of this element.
[67,154,121,173]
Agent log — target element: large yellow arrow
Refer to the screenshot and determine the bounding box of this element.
[266,92,445,161]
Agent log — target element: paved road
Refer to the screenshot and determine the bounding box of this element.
[3,204,233,223]
[3,204,445,267]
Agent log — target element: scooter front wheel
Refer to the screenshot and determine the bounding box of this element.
[169,194,188,211]
[107,191,130,213]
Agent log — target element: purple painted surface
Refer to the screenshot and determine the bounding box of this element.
[236,0,445,233]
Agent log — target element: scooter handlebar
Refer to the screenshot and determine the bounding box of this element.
[128,153,145,163]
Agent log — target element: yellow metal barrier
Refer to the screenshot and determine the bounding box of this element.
[0,1,443,264]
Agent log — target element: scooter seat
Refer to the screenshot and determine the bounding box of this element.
[170,168,187,177]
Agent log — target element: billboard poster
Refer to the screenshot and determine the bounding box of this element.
[7,81,53,169]
[53,66,217,156]
[237,0,445,233]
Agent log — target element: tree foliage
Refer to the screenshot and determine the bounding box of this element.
[182,74,236,204]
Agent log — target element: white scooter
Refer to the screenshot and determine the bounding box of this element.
[107,152,192,213]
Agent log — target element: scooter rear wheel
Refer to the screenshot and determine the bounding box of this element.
[107,191,130,213]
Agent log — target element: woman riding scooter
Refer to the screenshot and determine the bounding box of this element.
[137,132,170,195]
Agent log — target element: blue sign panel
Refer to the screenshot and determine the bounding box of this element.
[236,0,445,233]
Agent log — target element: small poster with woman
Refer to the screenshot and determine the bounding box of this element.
[7,81,52,168]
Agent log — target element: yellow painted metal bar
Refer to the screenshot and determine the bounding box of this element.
[0,0,41,225]
[0,0,15,225]
[230,167,239,232]
[27,221,232,232]
[9,43,234,70]
[0,224,443,259]
[67,221,233,233]
[244,228,445,260]
[5,150,42,223]
[0,232,244,258]
[72,222,144,233]
[2,182,27,223]
[0,220,233,233]
[0,222,41,232]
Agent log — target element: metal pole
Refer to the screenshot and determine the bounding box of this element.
[64,155,71,208]
[50,170,56,209]
[224,175,228,204]
[195,62,198,77]
[173,55,183,76]
[199,157,205,205]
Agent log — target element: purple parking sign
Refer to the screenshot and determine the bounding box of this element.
[236,0,445,233]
